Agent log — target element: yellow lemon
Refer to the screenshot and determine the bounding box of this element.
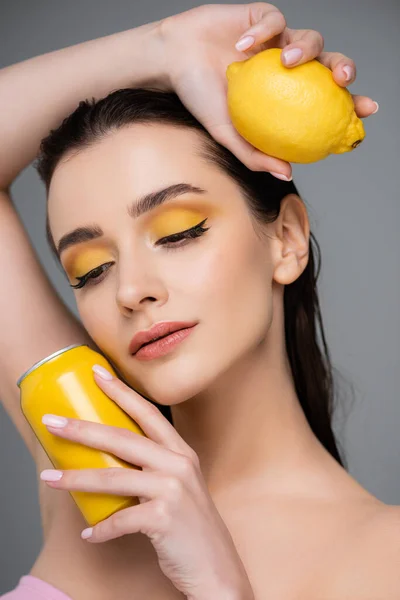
[226,48,365,163]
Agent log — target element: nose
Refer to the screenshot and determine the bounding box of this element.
[115,253,167,317]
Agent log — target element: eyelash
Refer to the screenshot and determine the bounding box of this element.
[69,218,210,290]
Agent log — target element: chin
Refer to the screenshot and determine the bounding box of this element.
[136,377,202,407]
[118,356,213,406]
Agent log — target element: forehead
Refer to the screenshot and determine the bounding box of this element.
[47,123,235,242]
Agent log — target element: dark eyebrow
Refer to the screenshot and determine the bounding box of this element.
[56,183,207,257]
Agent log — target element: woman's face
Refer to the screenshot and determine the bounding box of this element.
[48,124,278,405]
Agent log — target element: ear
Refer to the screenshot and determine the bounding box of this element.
[270,194,310,285]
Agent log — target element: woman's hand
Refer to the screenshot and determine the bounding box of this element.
[159,3,379,181]
[39,365,254,600]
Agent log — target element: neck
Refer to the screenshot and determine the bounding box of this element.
[170,300,335,503]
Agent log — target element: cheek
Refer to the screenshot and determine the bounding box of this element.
[75,296,116,351]
[204,233,274,353]
[197,230,270,301]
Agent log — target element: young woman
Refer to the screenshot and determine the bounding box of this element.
[0,4,393,600]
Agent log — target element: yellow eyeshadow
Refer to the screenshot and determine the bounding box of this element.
[65,207,212,278]
[70,249,113,278]
[149,209,207,238]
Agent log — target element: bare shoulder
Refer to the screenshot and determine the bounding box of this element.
[366,503,400,555]
[351,502,400,595]
[317,499,400,599]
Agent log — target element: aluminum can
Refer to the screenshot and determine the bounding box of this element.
[17,344,145,526]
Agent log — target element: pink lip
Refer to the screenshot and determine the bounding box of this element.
[133,325,197,361]
[129,321,198,356]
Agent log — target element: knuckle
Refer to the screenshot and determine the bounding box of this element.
[334,52,349,63]
[152,499,171,528]
[251,163,267,172]
[313,30,324,48]
[71,418,85,433]
[191,451,201,467]
[101,468,121,482]
[273,10,287,30]
[211,130,227,147]
[187,450,200,469]
[164,476,184,502]
[117,427,136,441]
[250,148,270,172]
[237,156,253,170]
[108,510,125,535]
[249,3,286,29]
[114,377,127,390]
[73,470,89,486]
[231,147,260,172]
[176,454,196,479]
[146,402,161,417]
[208,123,232,146]
[252,1,271,14]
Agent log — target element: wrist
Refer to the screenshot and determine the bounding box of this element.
[136,18,174,92]
[124,19,172,93]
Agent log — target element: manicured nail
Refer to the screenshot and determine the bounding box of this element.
[235,35,255,52]
[282,48,303,66]
[343,65,354,82]
[372,101,379,114]
[81,527,93,539]
[92,364,114,380]
[40,469,63,481]
[42,414,68,427]
[270,172,293,182]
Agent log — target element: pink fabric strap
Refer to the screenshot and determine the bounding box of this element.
[1,575,72,600]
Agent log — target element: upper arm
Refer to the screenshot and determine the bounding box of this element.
[0,188,97,459]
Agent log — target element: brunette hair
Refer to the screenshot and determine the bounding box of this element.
[35,88,352,468]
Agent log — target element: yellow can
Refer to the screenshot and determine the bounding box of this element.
[17,344,145,526]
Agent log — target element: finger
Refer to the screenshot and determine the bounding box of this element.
[40,467,164,499]
[91,371,198,459]
[351,94,380,118]
[281,28,324,67]
[43,415,179,470]
[235,5,287,51]
[315,51,357,86]
[82,501,158,543]
[208,121,293,180]
[203,77,292,179]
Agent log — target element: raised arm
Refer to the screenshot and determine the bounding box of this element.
[0,20,167,190]
[0,20,167,457]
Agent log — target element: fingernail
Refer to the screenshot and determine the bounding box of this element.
[235,35,255,52]
[282,48,303,66]
[92,364,114,380]
[81,527,93,539]
[40,469,63,481]
[270,172,293,182]
[343,65,354,82]
[372,101,379,114]
[42,414,68,428]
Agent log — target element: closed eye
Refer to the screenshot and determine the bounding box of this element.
[69,218,210,289]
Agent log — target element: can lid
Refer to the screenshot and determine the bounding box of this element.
[16,344,87,388]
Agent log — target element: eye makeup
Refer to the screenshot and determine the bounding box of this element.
[66,247,114,283]
[68,218,210,289]
[62,199,221,286]
[147,207,209,241]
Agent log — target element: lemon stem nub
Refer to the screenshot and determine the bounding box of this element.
[352,139,363,149]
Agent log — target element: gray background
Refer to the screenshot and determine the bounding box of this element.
[0,0,399,593]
